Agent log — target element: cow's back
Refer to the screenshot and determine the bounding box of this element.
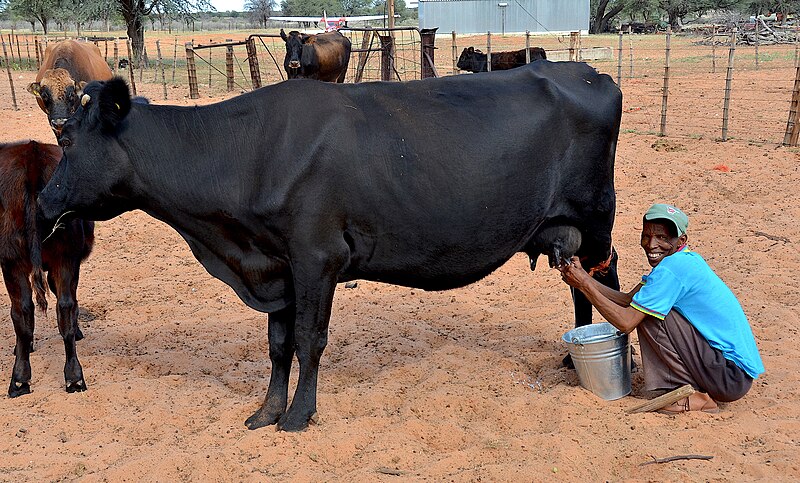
[247,61,621,286]
[37,40,112,83]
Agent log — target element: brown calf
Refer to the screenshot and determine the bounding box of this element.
[0,141,94,397]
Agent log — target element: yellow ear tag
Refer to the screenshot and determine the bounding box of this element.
[115,103,120,110]
[81,94,91,106]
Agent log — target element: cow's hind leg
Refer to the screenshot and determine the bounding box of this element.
[49,261,86,393]
[2,262,35,397]
[246,304,296,430]
[527,225,582,270]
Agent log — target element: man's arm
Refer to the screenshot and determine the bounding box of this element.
[559,257,648,334]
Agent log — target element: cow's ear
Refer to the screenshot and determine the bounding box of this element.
[280,29,287,41]
[75,81,87,95]
[467,47,474,53]
[97,77,132,129]
[27,82,42,97]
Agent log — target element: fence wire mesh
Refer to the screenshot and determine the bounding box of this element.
[3,29,800,146]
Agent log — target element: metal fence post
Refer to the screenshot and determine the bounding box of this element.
[721,29,736,141]
[711,25,717,74]
[659,26,672,137]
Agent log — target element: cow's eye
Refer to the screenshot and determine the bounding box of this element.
[59,138,72,148]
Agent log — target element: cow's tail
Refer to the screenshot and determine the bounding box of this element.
[25,142,49,314]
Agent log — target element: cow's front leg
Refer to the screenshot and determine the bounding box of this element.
[246,304,295,430]
[49,262,86,393]
[277,264,340,432]
[3,263,35,397]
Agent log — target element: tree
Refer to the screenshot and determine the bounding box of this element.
[591,0,628,33]
[8,0,58,33]
[116,0,212,67]
[245,0,276,27]
[658,0,742,30]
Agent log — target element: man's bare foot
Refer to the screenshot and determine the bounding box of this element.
[657,391,720,414]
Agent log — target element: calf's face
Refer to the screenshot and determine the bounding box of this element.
[27,68,87,136]
[39,78,135,224]
[281,29,305,71]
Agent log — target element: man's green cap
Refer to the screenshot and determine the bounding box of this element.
[644,203,688,236]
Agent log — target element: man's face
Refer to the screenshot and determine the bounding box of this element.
[640,220,686,267]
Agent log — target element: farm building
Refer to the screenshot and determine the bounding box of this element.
[418,0,590,35]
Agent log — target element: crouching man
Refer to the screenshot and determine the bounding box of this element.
[558,204,764,413]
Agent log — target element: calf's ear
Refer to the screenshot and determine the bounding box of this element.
[280,29,287,41]
[97,77,132,130]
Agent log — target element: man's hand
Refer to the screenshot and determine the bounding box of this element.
[558,256,592,290]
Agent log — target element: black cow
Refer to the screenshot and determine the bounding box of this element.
[457,46,547,73]
[1,141,94,397]
[280,29,351,82]
[39,61,622,432]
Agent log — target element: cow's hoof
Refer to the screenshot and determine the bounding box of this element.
[245,407,282,430]
[276,411,317,432]
[66,379,87,393]
[8,380,31,398]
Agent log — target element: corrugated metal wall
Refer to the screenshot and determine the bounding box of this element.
[418,0,589,34]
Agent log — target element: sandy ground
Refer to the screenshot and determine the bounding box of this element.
[0,64,799,482]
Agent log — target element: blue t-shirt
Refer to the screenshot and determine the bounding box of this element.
[631,246,765,379]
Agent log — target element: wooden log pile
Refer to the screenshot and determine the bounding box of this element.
[693,21,800,46]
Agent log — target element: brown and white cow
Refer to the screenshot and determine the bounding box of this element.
[27,40,113,136]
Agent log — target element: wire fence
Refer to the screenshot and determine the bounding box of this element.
[3,28,800,146]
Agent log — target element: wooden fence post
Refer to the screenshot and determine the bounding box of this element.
[617,23,623,85]
[659,26,672,136]
[629,33,634,78]
[782,65,800,145]
[208,39,213,87]
[379,34,395,81]
[186,42,199,99]
[113,40,119,76]
[721,29,736,141]
[486,31,492,72]
[172,38,178,83]
[25,36,32,69]
[420,28,438,79]
[451,31,457,74]
[2,40,18,110]
[127,39,138,95]
[156,39,168,100]
[355,31,372,83]
[226,43,234,91]
[525,30,530,63]
[245,37,261,89]
[754,20,760,70]
[572,31,581,61]
[711,25,717,74]
[34,37,41,69]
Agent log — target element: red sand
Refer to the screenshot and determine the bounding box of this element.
[1,69,798,481]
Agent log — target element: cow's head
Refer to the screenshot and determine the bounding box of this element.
[39,77,137,225]
[27,68,87,136]
[281,29,310,74]
[456,47,486,73]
